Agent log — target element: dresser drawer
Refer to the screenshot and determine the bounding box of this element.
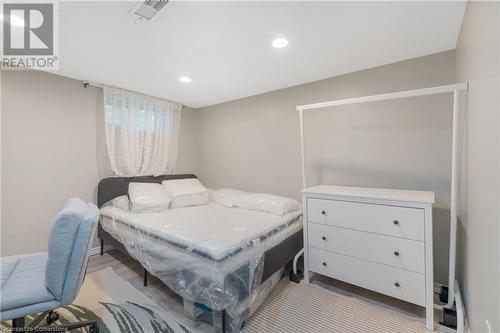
[309,247,426,306]
[307,198,425,241]
[308,223,425,273]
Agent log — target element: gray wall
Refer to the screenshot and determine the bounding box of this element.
[1,70,101,256]
[176,107,199,174]
[456,1,500,332]
[0,70,196,256]
[194,50,456,284]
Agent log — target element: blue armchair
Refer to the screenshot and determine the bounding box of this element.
[0,198,100,332]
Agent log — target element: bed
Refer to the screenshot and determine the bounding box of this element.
[97,174,303,333]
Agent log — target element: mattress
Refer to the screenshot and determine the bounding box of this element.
[100,202,302,262]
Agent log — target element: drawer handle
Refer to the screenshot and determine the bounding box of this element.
[322,236,326,241]
[394,251,400,256]
[322,262,327,267]
[321,210,326,215]
[393,220,399,225]
[394,282,400,288]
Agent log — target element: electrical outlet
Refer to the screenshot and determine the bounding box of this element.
[485,319,492,333]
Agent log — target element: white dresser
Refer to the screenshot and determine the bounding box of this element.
[303,185,435,330]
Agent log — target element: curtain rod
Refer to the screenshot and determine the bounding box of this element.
[82,80,184,107]
[82,81,104,88]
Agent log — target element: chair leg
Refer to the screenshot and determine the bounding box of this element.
[26,311,51,328]
[60,320,99,333]
[221,309,227,333]
[12,316,25,328]
[46,310,60,325]
[36,320,99,333]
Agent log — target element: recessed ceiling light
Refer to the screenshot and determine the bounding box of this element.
[179,76,191,83]
[272,38,288,49]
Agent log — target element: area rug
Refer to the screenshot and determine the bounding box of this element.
[2,267,436,333]
[1,267,194,333]
[242,279,432,333]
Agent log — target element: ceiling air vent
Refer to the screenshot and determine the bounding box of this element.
[131,0,169,21]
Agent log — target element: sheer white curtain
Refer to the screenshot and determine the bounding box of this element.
[103,86,182,177]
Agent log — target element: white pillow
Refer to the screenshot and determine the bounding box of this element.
[128,182,171,213]
[211,189,246,208]
[211,188,300,215]
[111,195,130,211]
[235,192,300,216]
[162,178,209,208]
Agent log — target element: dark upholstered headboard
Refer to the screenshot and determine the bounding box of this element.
[97,174,197,207]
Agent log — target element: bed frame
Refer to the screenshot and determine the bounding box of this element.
[97,174,303,333]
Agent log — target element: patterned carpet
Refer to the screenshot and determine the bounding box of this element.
[2,265,435,333]
[243,279,432,333]
[1,268,194,333]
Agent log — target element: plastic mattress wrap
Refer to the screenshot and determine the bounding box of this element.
[100,198,302,331]
[183,268,284,332]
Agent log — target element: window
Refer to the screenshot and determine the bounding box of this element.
[103,86,182,176]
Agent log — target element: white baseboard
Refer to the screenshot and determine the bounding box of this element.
[89,246,101,256]
[434,282,445,293]
[89,244,113,256]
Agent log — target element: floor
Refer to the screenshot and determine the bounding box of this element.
[87,249,214,332]
[88,250,454,333]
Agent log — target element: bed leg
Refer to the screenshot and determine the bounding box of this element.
[100,239,104,256]
[143,269,148,287]
[221,309,227,333]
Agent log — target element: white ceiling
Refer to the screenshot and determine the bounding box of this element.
[57,1,466,108]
